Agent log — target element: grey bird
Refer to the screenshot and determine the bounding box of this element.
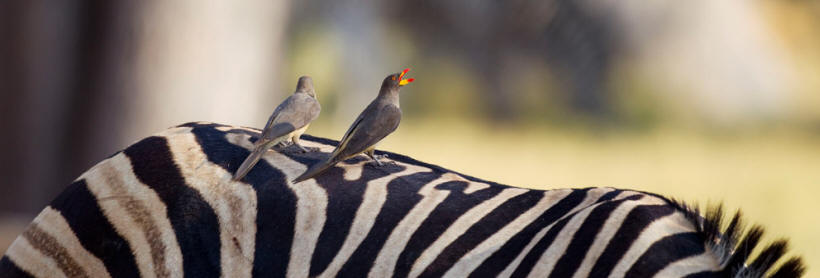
[292,69,415,183]
[233,76,321,181]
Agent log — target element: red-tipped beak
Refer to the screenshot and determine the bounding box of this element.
[399,68,415,86]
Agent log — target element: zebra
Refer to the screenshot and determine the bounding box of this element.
[0,122,805,278]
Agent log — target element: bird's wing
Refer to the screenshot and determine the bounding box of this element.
[330,102,372,158]
[330,104,401,161]
[260,96,289,133]
[261,94,320,141]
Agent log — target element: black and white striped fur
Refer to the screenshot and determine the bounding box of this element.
[0,122,805,277]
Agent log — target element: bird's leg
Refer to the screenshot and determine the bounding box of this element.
[378,153,397,165]
[366,150,396,166]
[272,141,289,151]
[291,136,317,153]
[365,149,384,166]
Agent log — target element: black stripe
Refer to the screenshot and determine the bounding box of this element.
[179,123,518,191]
[684,270,720,278]
[548,195,644,278]
[588,204,676,277]
[624,232,704,277]
[336,171,442,278]
[392,181,504,278]
[124,136,221,278]
[0,256,34,278]
[595,189,622,202]
[49,180,139,277]
[306,156,407,276]
[189,125,298,278]
[469,188,590,277]
[510,213,572,277]
[418,190,545,278]
[299,134,513,188]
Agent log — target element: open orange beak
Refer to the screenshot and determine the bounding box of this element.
[398,68,415,86]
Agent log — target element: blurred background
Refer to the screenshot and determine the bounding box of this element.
[1,0,819,274]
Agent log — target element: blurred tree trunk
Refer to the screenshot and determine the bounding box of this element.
[1,0,82,214]
[130,0,290,140]
[0,0,289,215]
[0,0,29,213]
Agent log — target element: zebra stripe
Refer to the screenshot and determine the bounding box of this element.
[6,232,67,278]
[572,196,666,278]
[408,187,533,277]
[0,122,804,278]
[442,189,573,277]
[654,252,720,277]
[49,180,140,277]
[369,175,478,277]
[227,128,326,278]
[23,207,110,278]
[163,128,258,277]
[317,166,431,277]
[84,152,184,278]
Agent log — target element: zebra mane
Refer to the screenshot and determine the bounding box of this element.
[668,200,806,278]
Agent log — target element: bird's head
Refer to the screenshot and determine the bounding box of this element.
[295,76,316,97]
[382,68,415,90]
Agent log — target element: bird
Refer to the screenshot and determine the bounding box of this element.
[292,69,415,183]
[233,76,321,181]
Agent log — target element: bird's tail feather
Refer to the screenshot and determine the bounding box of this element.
[233,146,268,181]
[292,158,337,183]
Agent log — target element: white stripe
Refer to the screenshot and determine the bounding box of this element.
[443,189,572,277]
[318,164,429,278]
[525,198,610,277]
[298,137,340,153]
[5,236,68,278]
[283,175,326,278]
[607,212,695,278]
[571,196,667,278]
[407,187,531,278]
[497,187,616,278]
[30,207,112,278]
[224,130,329,278]
[342,160,369,181]
[81,154,184,278]
[652,251,719,277]
[215,125,257,133]
[367,174,462,277]
[164,129,258,278]
[285,179,327,278]
[463,181,491,194]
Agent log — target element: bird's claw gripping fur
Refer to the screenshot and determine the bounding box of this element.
[274,141,318,153]
[273,141,291,151]
[294,144,319,153]
[367,153,395,166]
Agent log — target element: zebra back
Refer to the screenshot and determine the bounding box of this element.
[0,122,805,277]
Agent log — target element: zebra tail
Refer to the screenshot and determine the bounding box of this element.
[672,201,806,278]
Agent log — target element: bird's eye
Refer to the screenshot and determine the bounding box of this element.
[392,76,396,81]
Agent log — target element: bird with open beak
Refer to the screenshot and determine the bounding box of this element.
[293,69,415,183]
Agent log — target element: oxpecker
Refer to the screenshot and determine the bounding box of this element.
[292,69,415,183]
[233,76,321,181]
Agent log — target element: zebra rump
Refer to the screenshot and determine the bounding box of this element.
[0,122,805,277]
